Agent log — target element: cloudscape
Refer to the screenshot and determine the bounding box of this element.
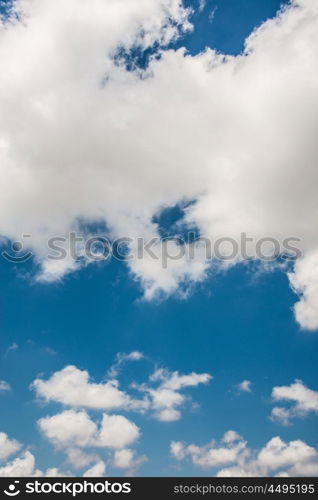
[0,0,317,478]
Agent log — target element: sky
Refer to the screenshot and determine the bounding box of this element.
[0,0,318,478]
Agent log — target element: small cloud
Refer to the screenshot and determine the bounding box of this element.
[237,380,252,393]
[270,380,318,424]
[135,368,212,422]
[208,6,217,23]
[222,430,242,444]
[171,433,318,477]
[0,380,11,392]
[198,0,206,13]
[108,351,144,378]
[5,343,18,357]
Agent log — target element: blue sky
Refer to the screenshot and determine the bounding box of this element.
[0,0,318,478]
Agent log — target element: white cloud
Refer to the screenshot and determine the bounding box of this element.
[288,461,318,476]
[0,0,317,327]
[0,427,141,477]
[83,461,106,478]
[0,451,36,477]
[288,252,318,330]
[113,448,147,472]
[32,359,210,475]
[171,431,248,468]
[0,450,66,477]
[271,380,318,424]
[108,351,145,378]
[198,0,206,13]
[38,410,98,448]
[113,449,135,469]
[270,407,292,426]
[0,0,193,291]
[38,410,140,450]
[170,441,186,461]
[171,432,318,477]
[31,365,144,411]
[150,368,211,390]
[38,410,142,475]
[192,442,248,468]
[134,368,212,421]
[217,466,255,478]
[124,351,144,361]
[98,414,140,449]
[257,436,317,471]
[237,380,252,393]
[5,343,18,356]
[222,431,242,444]
[32,363,211,422]
[66,448,99,469]
[0,380,11,392]
[0,432,21,460]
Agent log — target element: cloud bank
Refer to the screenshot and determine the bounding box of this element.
[171,431,318,477]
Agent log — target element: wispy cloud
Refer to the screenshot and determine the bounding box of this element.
[4,343,18,357]
[108,351,145,378]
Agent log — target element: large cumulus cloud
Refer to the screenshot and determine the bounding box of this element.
[0,0,318,327]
